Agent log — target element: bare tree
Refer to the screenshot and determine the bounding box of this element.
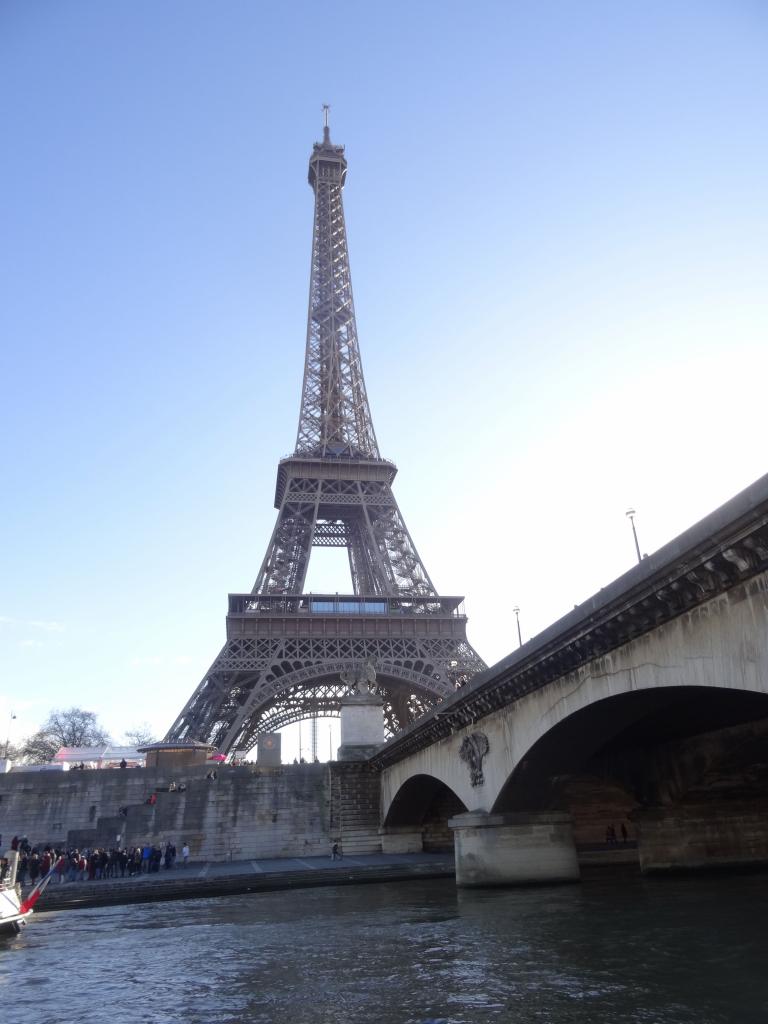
[1,740,25,763]
[22,707,112,764]
[21,730,59,765]
[123,724,156,747]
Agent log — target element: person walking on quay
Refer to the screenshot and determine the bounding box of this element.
[181,842,190,867]
[67,851,79,883]
[28,851,41,887]
[331,841,342,861]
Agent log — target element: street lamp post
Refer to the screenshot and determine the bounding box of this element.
[626,508,642,564]
[4,711,16,759]
[513,606,522,648]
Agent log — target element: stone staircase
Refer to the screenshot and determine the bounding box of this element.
[330,763,381,855]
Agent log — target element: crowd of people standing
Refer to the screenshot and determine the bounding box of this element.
[6,835,191,885]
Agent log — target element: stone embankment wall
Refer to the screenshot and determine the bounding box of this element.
[0,762,382,861]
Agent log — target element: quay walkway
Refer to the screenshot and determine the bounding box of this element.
[39,852,455,912]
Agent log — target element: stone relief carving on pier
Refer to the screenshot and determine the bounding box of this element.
[459,732,489,786]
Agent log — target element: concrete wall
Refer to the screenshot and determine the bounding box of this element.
[0,762,381,861]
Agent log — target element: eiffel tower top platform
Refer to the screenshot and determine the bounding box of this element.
[166,113,485,755]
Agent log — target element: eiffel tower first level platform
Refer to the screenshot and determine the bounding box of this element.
[166,114,485,754]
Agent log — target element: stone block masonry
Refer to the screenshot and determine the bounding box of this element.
[0,762,383,861]
[329,762,382,854]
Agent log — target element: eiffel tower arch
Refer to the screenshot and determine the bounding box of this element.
[166,113,485,754]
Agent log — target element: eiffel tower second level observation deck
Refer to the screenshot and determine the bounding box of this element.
[166,114,485,755]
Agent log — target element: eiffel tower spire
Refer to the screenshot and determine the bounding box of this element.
[166,117,484,754]
[251,113,435,599]
[295,110,379,459]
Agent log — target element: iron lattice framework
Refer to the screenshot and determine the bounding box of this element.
[166,117,485,754]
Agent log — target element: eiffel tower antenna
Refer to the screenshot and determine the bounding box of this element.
[166,120,485,755]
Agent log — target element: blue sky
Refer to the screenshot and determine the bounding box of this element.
[2,1,767,758]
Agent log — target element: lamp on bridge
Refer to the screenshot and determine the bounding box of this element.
[3,711,16,761]
[513,607,522,648]
[626,508,642,564]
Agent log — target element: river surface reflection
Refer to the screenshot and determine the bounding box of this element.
[2,872,767,1023]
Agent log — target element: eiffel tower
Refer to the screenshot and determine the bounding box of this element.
[166,113,485,754]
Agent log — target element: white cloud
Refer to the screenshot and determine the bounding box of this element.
[0,615,65,633]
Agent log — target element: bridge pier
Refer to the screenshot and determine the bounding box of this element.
[448,811,580,887]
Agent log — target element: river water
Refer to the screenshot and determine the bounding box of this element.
[2,872,767,1023]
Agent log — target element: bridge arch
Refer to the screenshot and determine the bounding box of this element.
[382,773,467,852]
[485,685,768,858]
[492,684,768,814]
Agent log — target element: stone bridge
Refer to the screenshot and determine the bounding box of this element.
[371,475,768,885]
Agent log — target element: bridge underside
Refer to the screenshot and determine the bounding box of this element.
[494,685,768,814]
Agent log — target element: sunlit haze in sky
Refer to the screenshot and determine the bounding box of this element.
[2,1,767,761]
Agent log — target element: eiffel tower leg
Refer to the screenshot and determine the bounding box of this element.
[376,502,436,595]
[357,495,398,593]
[347,516,383,595]
[253,490,320,594]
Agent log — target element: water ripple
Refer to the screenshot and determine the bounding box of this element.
[2,874,767,1023]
